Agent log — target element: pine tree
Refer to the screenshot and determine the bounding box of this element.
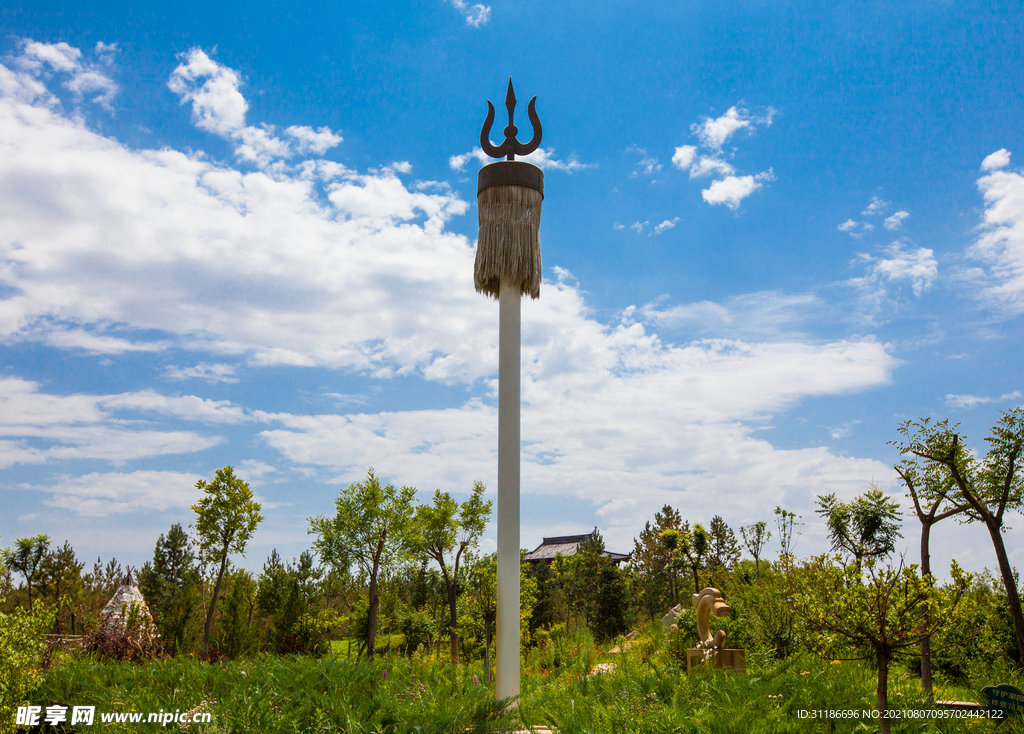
[630,505,688,617]
[706,516,741,573]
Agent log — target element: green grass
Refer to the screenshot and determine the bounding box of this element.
[329,634,407,658]
[29,645,1024,733]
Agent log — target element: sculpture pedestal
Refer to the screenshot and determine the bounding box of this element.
[686,648,746,672]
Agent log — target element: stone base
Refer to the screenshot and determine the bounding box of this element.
[686,648,746,672]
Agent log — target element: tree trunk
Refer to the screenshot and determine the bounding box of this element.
[877,652,890,734]
[367,572,379,658]
[203,548,230,655]
[484,618,491,681]
[919,520,934,704]
[986,519,1024,663]
[448,585,459,664]
[367,539,385,658]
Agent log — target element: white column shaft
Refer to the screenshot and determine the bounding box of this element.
[496,276,521,704]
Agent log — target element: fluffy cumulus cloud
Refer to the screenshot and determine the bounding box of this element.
[446,0,491,27]
[11,40,119,109]
[254,282,897,534]
[702,170,775,211]
[968,149,1024,314]
[669,105,776,210]
[1,44,902,539]
[884,211,909,231]
[652,218,681,235]
[168,49,342,166]
[843,196,910,236]
[854,243,938,298]
[691,106,775,150]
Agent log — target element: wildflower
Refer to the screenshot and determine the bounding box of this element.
[383,669,388,681]
[801,671,810,676]
[831,660,841,665]
[474,675,479,686]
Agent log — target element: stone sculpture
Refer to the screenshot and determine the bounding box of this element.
[686,586,745,671]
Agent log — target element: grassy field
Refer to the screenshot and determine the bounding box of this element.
[28,636,1024,734]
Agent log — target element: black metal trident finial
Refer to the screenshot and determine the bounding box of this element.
[480,78,542,161]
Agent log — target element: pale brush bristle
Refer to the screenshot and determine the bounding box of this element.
[475,184,542,299]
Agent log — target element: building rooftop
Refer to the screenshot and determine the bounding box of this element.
[523,533,631,564]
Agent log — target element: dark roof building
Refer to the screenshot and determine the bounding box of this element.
[523,534,631,565]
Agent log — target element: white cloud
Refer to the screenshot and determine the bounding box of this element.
[446,0,491,27]
[671,145,697,170]
[967,151,1024,314]
[689,156,735,179]
[838,219,875,238]
[630,221,648,234]
[167,48,341,166]
[0,46,903,537]
[828,420,861,439]
[652,218,681,235]
[883,211,909,231]
[254,296,896,533]
[982,149,1011,172]
[165,363,239,383]
[643,291,820,338]
[945,391,1022,409]
[862,196,889,216]
[14,39,118,109]
[856,243,938,297]
[0,377,236,467]
[612,222,625,231]
[691,106,774,150]
[32,470,204,516]
[448,146,592,173]
[628,146,661,178]
[285,125,343,155]
[702,170,775,210]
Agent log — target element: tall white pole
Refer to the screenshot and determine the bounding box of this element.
[496,275,521,704]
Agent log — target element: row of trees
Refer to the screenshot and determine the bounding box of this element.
[2,410,1021,717]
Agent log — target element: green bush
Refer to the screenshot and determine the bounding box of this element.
[0,601,54,734]
[400,609,435,654]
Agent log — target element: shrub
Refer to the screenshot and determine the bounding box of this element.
[0,601,54,734]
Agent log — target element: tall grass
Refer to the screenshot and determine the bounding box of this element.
[36,655,514,733]
[32,635,1023,733]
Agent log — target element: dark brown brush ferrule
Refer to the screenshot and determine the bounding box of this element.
[478,161,544,198]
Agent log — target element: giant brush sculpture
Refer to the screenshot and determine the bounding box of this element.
[476,79,543,705]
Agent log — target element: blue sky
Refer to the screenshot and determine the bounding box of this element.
[1,0,1022,579]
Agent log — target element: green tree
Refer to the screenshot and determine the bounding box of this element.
[895,411,1024,664]
[191,466,263,655]
[798,556,970,734]
[773,506,802,563]
[411,481,491,663]
[468,554,498,675]
[39,541,83,632]
[681,523,709,593]
[2,535,50,610]
[893,458,968,702]
[308,467,415,658]
[630,506,687,617]
[138,523,200,652]
[706,515,741,573]
[815,483,903,572]
[739,521,771,581]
